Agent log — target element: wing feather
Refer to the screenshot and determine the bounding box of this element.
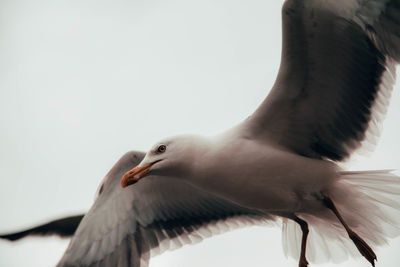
[57,151,273,267]
[0,215,84,241]
[244,0,399,161]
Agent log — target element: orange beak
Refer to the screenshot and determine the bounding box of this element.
[121,162,157,188]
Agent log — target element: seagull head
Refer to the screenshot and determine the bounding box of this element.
[121,135,208,188]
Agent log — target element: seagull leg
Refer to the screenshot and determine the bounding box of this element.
[292,216,309,267]
[322,194,377,267]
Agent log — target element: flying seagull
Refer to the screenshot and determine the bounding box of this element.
[2,0,400,267]
[58,0,400,266]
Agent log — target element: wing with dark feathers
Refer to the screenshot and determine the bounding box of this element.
[0,215,84,241]
[57,151,273,267]
[245,0,399,161]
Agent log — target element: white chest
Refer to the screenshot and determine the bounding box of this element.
[193,139,338,212]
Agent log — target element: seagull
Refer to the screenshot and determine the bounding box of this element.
[2,0,400,267]
[57,0,400,266]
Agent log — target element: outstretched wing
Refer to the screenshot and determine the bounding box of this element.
[0,215,84,241]
[58,151,273,267]
[245,0,400,161]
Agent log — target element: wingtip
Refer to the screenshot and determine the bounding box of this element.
[0,232,27,241]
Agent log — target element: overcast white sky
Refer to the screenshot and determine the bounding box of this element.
[0,0,399,266]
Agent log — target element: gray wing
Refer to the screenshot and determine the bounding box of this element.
[0,215,84,241]
[245,0,400,161]
[57,151,273,267]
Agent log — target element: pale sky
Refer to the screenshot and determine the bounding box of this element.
[0,0,399,267]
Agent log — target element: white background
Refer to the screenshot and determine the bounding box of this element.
[0,0,399,266]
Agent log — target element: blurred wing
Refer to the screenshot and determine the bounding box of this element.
[0,150,145,242]
[57,152,273,267]
[0,215,84,241]
[245,0,400,161]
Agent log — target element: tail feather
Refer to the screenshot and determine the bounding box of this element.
[282,170,400,264]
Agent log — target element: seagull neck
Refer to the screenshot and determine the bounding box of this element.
[188,132,241,187]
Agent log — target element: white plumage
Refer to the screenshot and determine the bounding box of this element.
[1,1,400,267]
[59,1,400,266]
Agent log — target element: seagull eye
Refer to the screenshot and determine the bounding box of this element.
[157,145,166,153]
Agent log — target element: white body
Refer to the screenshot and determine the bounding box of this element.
[192,129,338,212]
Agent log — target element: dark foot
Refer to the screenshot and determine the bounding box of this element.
[298,256,309,267]
[323,193,377,267]
[293,216,309,267]
[348,230,377,267]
